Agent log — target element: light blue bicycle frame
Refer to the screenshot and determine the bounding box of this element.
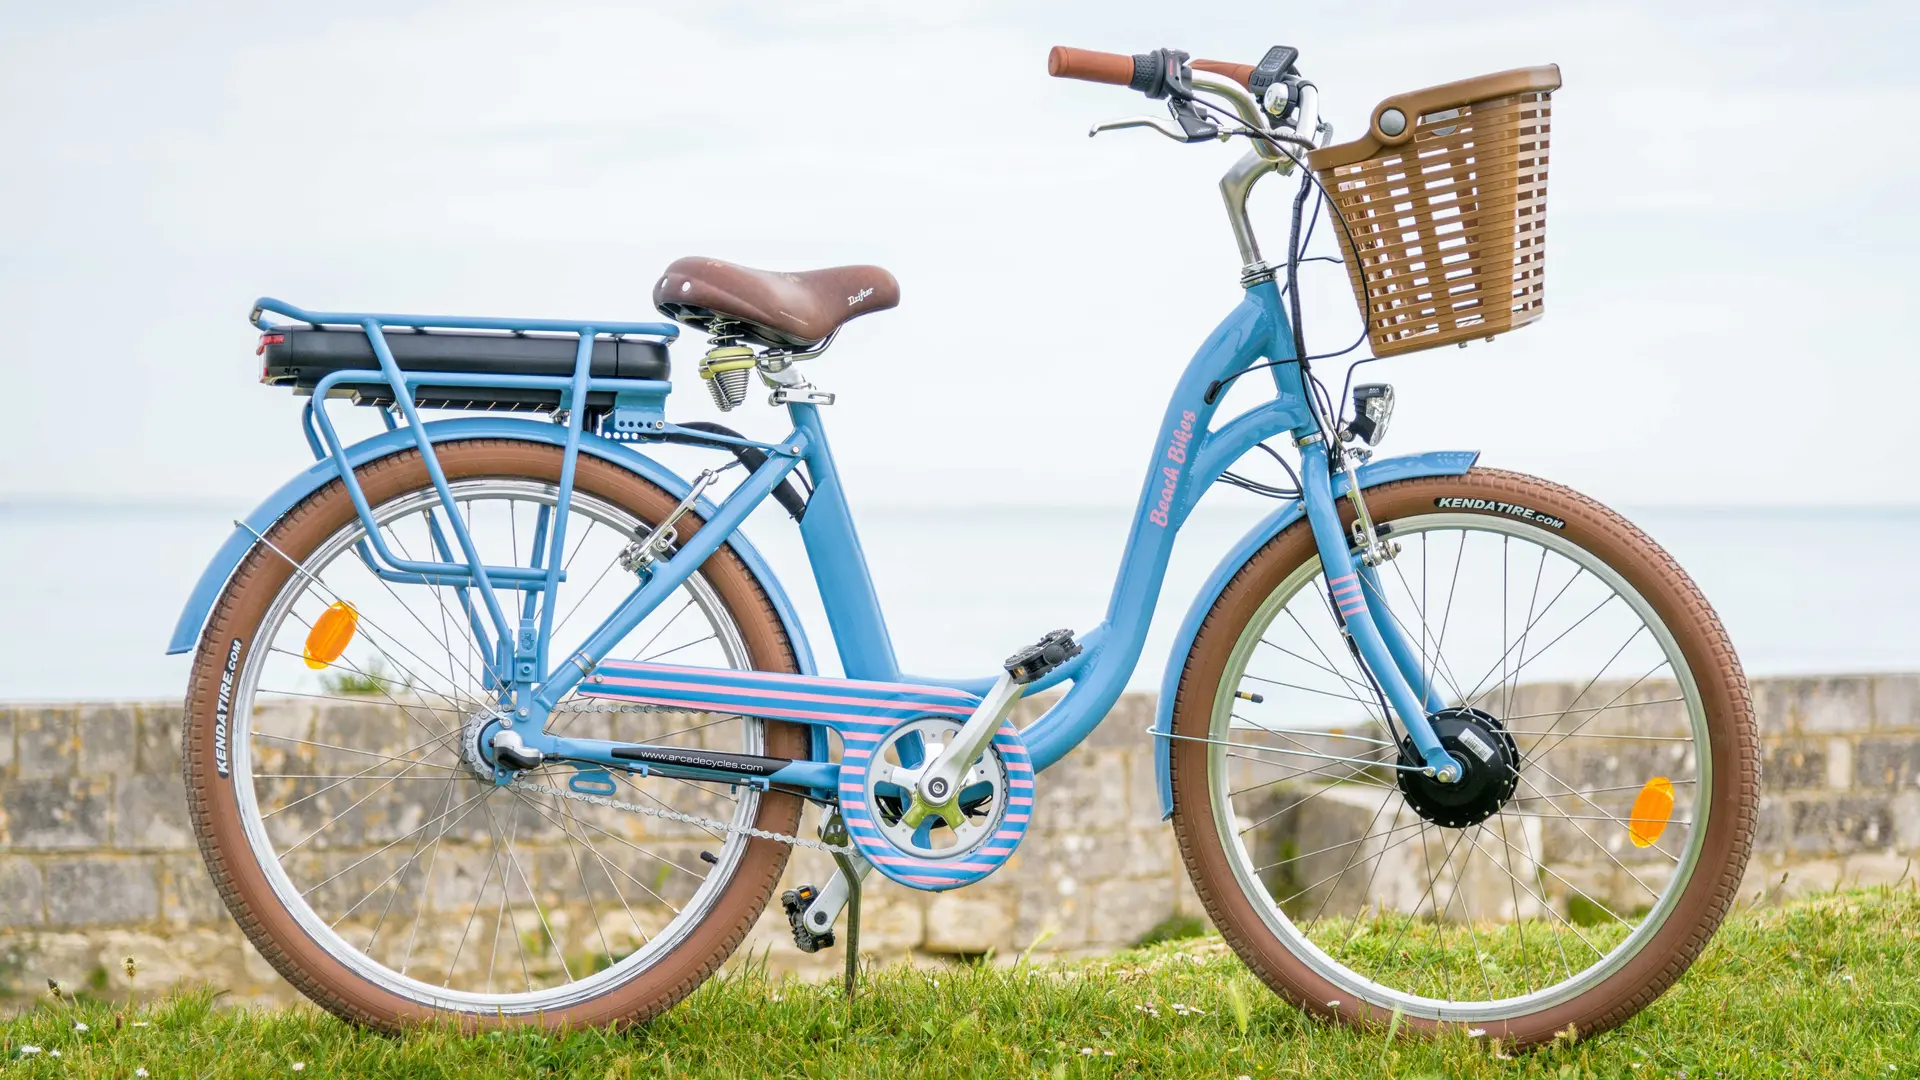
[231,283,1466,801]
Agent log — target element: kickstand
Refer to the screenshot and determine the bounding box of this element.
[823,813,862,1002]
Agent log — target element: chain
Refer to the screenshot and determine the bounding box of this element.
[506,777,851,854]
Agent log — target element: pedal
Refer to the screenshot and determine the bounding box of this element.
[781,885,835,953]
[1004,628,1081,684]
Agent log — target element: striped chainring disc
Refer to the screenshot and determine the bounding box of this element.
[838,716,1033,891]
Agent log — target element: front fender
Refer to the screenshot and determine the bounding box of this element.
[166,418,816,678]
[1150,449,1479,819]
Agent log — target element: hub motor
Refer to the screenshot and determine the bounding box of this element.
[1396,707,1521,829]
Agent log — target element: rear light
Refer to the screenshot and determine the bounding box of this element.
[257,333,286,383]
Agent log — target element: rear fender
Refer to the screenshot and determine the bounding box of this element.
[167,416,817,675]
[1150,450,1479,819]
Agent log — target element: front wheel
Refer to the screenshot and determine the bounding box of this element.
[1169,468,1757,1046]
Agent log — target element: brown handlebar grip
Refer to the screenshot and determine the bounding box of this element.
[1192,59,1255,89]
[1047,46,1136,86]
[1048,47,1256,91]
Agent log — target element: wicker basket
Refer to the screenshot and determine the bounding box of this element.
[1309,65,1561,357]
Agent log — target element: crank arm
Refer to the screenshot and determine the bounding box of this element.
[912,673,1024,811]
[801,850,872,941]
[915,629,1081,809]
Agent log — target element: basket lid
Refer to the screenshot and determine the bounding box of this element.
[1309,64,1562,170]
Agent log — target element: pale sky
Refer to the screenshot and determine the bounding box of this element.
[3,0,1915,509]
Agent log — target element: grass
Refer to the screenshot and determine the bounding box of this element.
[4,886,1917,1078]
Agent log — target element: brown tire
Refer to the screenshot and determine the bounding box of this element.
[1168,468,1758,1047]
[182,439,807,1031]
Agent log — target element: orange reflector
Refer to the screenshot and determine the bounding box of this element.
[1628,777,1676,848]
[303,602,359,670]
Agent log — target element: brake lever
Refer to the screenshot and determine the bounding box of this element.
[1089,103,1223,144]
[1088,115,1194,141]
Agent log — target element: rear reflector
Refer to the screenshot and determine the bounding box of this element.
[1628,777,1676,848]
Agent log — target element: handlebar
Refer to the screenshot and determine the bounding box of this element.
[1047,46,1253,89]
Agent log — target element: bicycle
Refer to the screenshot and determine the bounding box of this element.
[171,42,1758,1046]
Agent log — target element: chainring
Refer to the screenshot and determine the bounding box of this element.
[838,715,1034,891]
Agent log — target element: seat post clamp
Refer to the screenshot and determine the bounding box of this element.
[770,386,836,406]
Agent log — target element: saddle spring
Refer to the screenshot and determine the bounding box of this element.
[699,321,758,411]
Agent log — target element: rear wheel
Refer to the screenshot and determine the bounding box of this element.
[182,439,807,1030]
[1169,469,1758,1045]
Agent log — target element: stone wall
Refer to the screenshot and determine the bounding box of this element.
[1,677,1916,1004]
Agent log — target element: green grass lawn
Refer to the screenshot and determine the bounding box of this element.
[4,886,1916,1078]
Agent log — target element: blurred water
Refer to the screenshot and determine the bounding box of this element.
[2,499,1913,701]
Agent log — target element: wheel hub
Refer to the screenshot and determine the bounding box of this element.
[461,710,513,780]
[1397,707,1520,829]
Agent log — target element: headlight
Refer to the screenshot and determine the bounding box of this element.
[1348,383,1395,446]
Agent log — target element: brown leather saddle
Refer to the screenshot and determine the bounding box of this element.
[653,256,900,349]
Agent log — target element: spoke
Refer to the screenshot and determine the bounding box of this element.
[251,731,461,770]
[1383,556,1471,703]
[1233,711,1399,775]
[1308,783,1402,926]
[1457,562,1588,706]
[507,788,685,918]
[1489,813,1535,996]
[1256,637,1388,718]
[1431,529,1469,681]
[1281,608,1388,728]
[475,796,532,993]
[279,744,468,858]
[611,770,730,845]
[1498,800,1671,900]
[267,641,463,747]
[1466,818,1589,960]
[1463,825,1625,943]
[1226,750,1396,800]
[260,728,464,821]
[1252,817,1425,876]
[638,634,719,665]
[1232,723,1395,747]
[549,790,616,965]
[397,770,467,976]
[1235,748,1402,837]
[385,518,494,698]
[1497,697,1688,724]
[638,711,749,746]
[1520,656,1671,763]
[626,598,698,662]
[551,537,623,642]
[444,791,506,987]
[1440,823,1496,1003]
[253,689,465,714]
[364,767,462,953]
[285,584,477,717]
[1518,761,1682,862]
[1508,779,1696,803]
[1274,817,1438,910]
[1463,588,1619,709]
[299,786,492,900]
[252,773,455,780]
[538,789,653,949]
[1376,825,1472,989]
[247,527,479,713]
[1241,671,1393,712]
[331,785,490,930]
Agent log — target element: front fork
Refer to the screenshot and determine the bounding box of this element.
[1297,439,1464,782]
